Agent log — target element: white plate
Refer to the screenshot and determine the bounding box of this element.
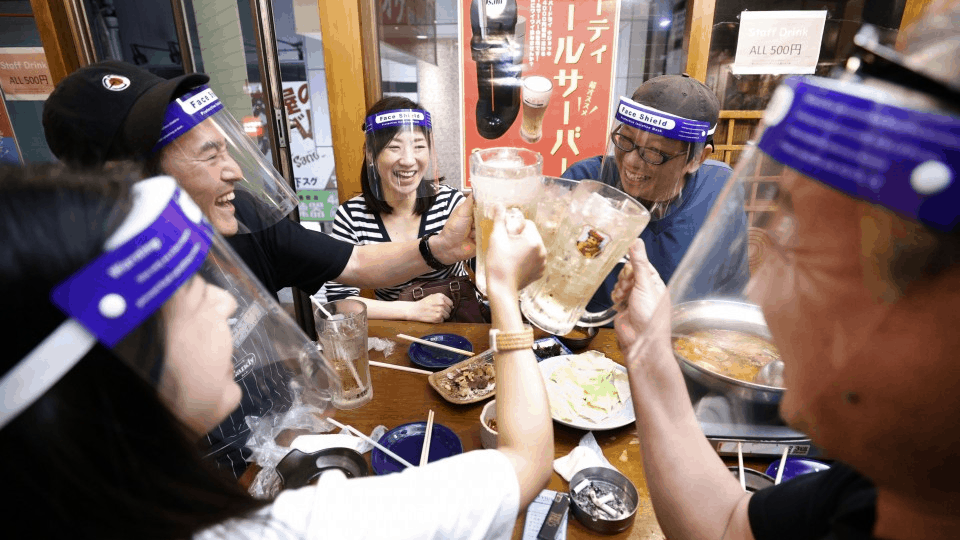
[538,354,636,431]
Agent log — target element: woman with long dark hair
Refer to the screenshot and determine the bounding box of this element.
[1,164,552,539]
[323,96,472,322]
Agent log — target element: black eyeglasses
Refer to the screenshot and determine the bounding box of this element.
[610,132,686,165]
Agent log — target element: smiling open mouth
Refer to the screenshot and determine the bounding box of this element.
[215,192,235,206]
[393,170,419,182]
[621,171,651,186]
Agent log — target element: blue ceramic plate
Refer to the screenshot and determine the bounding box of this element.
[407,333,473,371]
[765,457,831,483]
[371,421,464,475]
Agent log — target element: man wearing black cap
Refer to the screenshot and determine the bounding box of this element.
[43,61,476,302]
[562,74,749,316]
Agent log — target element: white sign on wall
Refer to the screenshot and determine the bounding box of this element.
[732,11,827,75]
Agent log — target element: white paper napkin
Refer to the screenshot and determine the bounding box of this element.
[553,431,619,482]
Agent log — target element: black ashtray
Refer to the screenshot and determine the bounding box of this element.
[276,447,369,489]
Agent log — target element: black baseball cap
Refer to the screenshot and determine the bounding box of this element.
[42,61,208,168]
[631,73,721,136]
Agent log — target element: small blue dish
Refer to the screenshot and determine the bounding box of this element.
[765,457,831,483]
[371,421,464,475]
[407,333,473,371]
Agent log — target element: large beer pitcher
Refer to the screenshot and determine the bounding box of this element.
[521,179,650,335]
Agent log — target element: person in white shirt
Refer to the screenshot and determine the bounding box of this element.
[0,163,552,540]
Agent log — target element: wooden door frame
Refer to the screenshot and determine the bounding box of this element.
[317,0,381,205]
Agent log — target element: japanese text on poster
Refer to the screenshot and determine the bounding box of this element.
[732,11,827,75]
[460,0,620,183]
[248,81,337,222]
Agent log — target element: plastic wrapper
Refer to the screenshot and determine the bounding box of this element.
[368,336,396,358]
[244,381,387,498]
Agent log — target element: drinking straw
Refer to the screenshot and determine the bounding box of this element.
[737,442,746,492]
[397,333,473,356]
[774,447,789,485]
[420,410,435,467]
[309,296,334,319]
[312,297,364,392]
[325,417,415,469]
[369,361,432,376]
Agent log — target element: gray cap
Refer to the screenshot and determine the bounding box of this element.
[631,73,720,134]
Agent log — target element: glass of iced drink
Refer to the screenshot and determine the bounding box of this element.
[469,147,543,295]
[520,180,650,335]
[315,299,372,409]
[519,176,578,305]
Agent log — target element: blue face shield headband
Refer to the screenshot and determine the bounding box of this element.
[0,177,213,429]
[151,84,299,233]
[0,176,341,433]
[758,76,959,232]
[363,108,440,202]
[614,96,715,144]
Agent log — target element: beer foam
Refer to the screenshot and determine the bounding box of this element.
[524,76,553,93]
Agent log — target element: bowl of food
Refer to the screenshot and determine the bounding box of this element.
[428,349,496,404]
[671,300,784,405]
[556,325,599,350]
[569,466,639,534]
[480,399,498,449]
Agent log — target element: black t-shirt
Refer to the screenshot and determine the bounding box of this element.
[208,202,353,477]
[227,215,354,296]
[749,462,878,540]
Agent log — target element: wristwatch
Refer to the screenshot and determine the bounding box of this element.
[489,326,535,352]
[418,232,449,271]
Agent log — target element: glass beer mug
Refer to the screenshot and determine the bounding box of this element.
[470,147,543,295]
[520,179,650,335]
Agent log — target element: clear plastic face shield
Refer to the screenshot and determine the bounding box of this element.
[0,176,339,452]
[363,109,440,203]
[597,97,715,219]
[152,85,299,236]
[641,29,960,429]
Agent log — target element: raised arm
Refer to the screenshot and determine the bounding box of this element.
[334,195,476,288]
[485,206,553,509]
[613,239,755,540]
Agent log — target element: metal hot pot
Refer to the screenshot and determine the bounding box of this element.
[671,300,785,413]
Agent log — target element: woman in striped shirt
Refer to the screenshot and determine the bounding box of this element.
[323,97,470,322]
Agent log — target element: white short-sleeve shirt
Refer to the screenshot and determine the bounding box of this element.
[196,449,520,540]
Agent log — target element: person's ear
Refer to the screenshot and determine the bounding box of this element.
[683,143,714,175]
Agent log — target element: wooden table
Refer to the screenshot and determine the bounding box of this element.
[283,320,773,539]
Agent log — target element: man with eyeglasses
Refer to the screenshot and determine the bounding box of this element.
[562,74,749,316]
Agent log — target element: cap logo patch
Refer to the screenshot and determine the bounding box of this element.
[102,75,130,91]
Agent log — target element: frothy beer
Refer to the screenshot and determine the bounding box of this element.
[520,76,553,144]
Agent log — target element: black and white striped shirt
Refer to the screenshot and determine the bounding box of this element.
[324,184,469,301]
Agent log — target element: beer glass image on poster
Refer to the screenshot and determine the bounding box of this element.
[519,76,553,143]
[470,147,543,295]
[521,180,650,335]
[315,299,373,409]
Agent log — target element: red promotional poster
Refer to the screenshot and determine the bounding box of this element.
[460,0,620,185]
